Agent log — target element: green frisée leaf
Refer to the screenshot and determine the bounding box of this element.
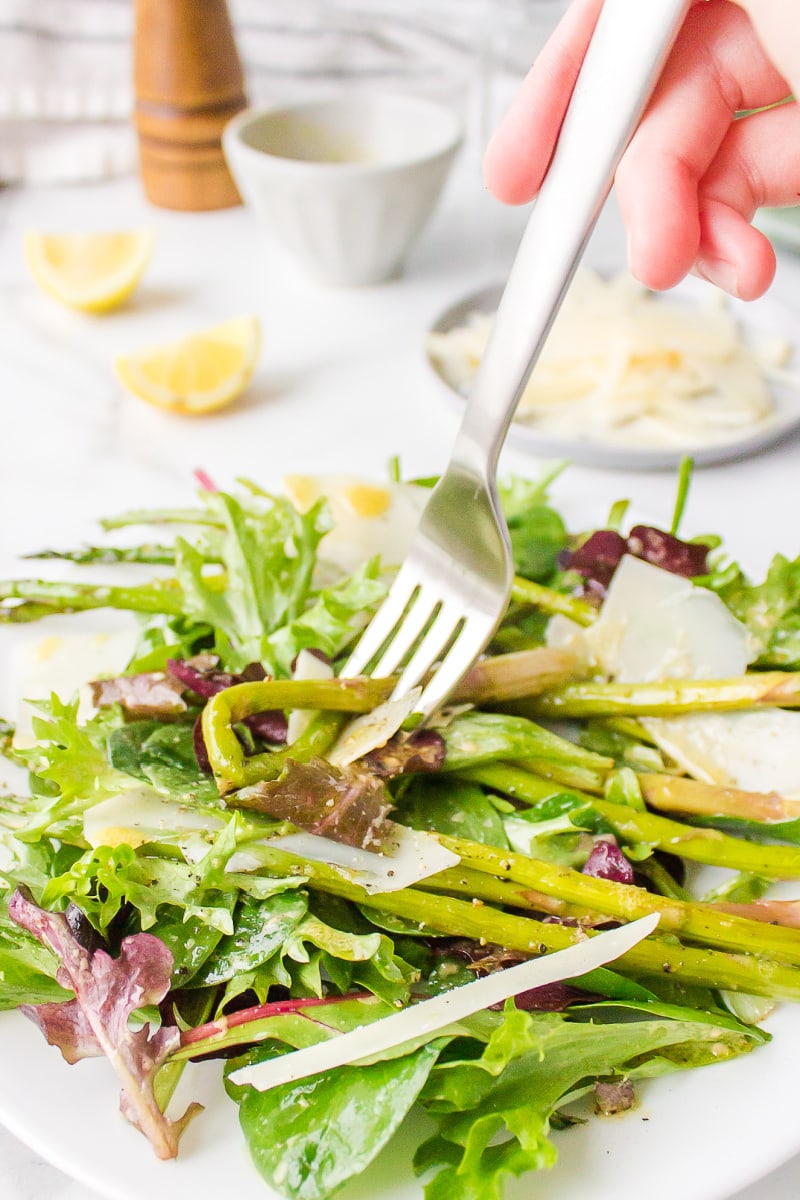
[703,552,800,667]
[174,490,329,671]
[40,817,259,935]
[15,698,133,841]
[415,1007,760,1200]
[264,561,387,677]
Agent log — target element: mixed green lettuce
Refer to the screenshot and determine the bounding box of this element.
[1,471,798,1200]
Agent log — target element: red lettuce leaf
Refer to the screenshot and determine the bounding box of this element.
[90,672,187,718]
[170,657,288,764]
[9,888,201,1160]
[230,757,394,850]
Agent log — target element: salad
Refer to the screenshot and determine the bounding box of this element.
[2,464,800,1200]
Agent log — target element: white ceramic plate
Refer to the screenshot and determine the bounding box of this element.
[425,277,800,470]
[2,1000,800,1200]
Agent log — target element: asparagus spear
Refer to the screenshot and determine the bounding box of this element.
[230,841,800,1001]
[459,761,800,878]
[640,773,800,823]
[510,578,597,626]
[24,544,180,566]
[591,798,800,878]
[0,578,186,619]
[512,673,800,718]
[438,836,800,965]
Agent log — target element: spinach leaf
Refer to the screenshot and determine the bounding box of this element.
[398,777,509,849]
[235,1044,441,1200]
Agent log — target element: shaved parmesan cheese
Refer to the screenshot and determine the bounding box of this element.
[328,688,421,767]
[229,913,660,1090]
[11,629,139,749]
[585,556,752,682]
[643,710,800,797]
[554,554,800,795]
[429,269,786,448]
[264,824,459,894]
[287,649,334,744]
[282,474,426,574]
[83,787,223,858]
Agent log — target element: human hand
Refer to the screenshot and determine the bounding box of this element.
[483,0,799,300]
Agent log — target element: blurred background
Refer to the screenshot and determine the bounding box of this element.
[0,0,569,188]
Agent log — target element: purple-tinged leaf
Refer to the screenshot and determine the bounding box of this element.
[169,657,286,751]
[64,903,106,956]
[167,656,242,698]
[363,729,446,778]
[627,526,709,579]
[563,531,628,590]
[245,710,288,744]
[230,757,394,850]
[430,941,596,1011]
[192,714,212,775]
[562,525,711,597]
[503,981,595,1012]
[582,840,634,885]
[91,672,186,718]
[9,888,201,1160]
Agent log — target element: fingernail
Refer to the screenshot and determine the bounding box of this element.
[695,258,739,295]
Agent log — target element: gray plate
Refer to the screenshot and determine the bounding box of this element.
[426,277,800,470]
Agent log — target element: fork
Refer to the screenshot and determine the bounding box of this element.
[343,0,691,718]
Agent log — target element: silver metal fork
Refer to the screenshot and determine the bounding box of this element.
[343,0,691,717]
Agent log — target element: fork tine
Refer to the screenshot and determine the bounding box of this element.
[391,602,463,700]
[414,618,496,718]
[370,587,441,679]
[342,563,419,677]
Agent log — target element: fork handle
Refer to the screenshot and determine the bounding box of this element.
[453,0,691,476]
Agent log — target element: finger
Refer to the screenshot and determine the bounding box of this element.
[692,100,800,298]
[483,0,603,205]
[736,0,800,100]
[615,0,789,291]
[694,199,776,299]
[702,100,800,216]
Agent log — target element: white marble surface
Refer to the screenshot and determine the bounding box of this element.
[2,99,800,1200]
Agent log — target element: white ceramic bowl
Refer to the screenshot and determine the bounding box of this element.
[223,93,463,287]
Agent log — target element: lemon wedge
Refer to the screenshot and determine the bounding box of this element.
[114,316,261,415]
[24,229,155,313]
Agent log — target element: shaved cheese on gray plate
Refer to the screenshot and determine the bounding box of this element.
[265,824,459,893]
[229,913,660,1091]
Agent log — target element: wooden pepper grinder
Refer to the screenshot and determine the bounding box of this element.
[134,0,247,211]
